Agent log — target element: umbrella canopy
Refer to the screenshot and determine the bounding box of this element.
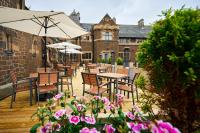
[59,48,82,54]
[0,6,87,71]
[0,6,87,38]
[47,41,81,49]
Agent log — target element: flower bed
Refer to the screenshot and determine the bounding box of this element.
[31,92,180,133]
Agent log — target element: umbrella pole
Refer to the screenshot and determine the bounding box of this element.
[44,17,48,72]
[65,46,67,66]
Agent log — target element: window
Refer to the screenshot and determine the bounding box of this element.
[4,33,13,53]
[118,52,124,59]
[119,38,128,43]
[102,32,112,40]
[124,48,130,61]
[70,54,78,62]
[32,40,37,57]
[82,52,92,60]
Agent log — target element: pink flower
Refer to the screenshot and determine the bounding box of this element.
[127,122,146,133]
[54,109,66,119]
[53,93,63,100]
[116,93,124,105]
[126,112,135,120]
[102,97,110,105]
[80,127,90,133]
[40,122,52,133]
[90,128,99,133]
[79,127,99,133]
[151,120,181,133]
[104,124,115,133]
[82,116,96,124]
[69,115,80,125]
[76,104,86,112]
[94,96,100,100]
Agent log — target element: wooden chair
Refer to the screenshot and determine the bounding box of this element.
[37,67,52,72]
[9,70,30,108]
[89,68,99,74]
[60,68,74,95]
[81,72,111,100]
[117,73,140,106]
[37,72,59,104]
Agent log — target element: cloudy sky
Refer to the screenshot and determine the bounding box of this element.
[25,0,199,25]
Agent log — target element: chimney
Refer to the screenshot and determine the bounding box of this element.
[112,17,116,23]
[138,18,144,29]
[69,9,80,25]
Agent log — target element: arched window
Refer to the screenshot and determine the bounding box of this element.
[124,48,130,61]
[2,31,13,53]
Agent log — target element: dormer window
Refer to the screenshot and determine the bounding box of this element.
[102,31,112,41]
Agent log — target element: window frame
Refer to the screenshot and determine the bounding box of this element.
[102,31,112,41]
[81,51,92,60]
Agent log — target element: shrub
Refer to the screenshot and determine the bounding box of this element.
[116,57,123,65]
[107,57,112,64]
[136,7,200,132]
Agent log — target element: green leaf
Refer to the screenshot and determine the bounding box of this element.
[30,123,41,133]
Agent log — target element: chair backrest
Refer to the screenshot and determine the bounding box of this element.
[81,72,99,86]
[81,72,90,85]
[66,68,74,77]
[89,68,99,74]
[117,68,129,75]
[88,73,98,86]
[130,72,140,84]
[10,70,17,84]
[38,72,58,85]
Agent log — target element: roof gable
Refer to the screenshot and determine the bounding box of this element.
[99,13,116,25]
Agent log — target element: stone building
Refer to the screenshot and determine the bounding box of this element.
[70,11,151,65]
[0,0,44,85]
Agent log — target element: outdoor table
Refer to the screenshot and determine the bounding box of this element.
[28,73,38,106]
[97,72,128,102]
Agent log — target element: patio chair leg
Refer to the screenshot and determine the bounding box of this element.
[61,78,63,92]
[132,92,135,106]
[109,88,111,101]
[71,79,74,96]
[14,93,16,101]
[10,95,14,108]
[37,92,40,105]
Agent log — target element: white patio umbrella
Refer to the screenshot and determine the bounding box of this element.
[47,41,81,64]
[59,49,82,54]
[47,41,81,49]
[0,6,87,71]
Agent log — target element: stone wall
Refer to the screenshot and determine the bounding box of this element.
[0,27,43,85]
[0,0,17,8]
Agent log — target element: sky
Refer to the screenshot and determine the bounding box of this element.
[25,0,199,25]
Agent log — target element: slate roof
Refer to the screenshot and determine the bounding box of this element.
[80,23,151,38]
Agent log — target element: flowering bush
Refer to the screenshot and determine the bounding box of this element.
[31,92,180,133]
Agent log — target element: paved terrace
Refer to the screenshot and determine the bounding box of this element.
[0,67,139,133]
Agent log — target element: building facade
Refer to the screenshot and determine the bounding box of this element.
[0,0,44,85]
[70,10,151,64]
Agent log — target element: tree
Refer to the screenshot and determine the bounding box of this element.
[136,7,200,132]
